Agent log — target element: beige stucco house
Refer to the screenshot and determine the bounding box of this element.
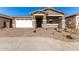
[0,8,66,29]
[0,13,12,28]
[66,13,79,30]
[12,8,65,29]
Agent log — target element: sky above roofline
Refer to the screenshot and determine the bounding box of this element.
[0,7,79,16]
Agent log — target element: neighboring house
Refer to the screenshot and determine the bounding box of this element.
[0,13,12,28]
[66,13,79,30]
[0,8,66,29]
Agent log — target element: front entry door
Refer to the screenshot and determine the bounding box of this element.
[35,16,43,28]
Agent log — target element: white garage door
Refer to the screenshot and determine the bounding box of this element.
[16,20,32,28]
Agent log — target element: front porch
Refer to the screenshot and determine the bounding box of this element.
[45,16,63,28]
[32,15,65,29]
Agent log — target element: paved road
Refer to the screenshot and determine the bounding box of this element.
[0,37,79,51]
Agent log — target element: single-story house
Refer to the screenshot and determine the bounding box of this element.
[12,8,65,29]
[0,8,66,29]
[0,13,12,28]
[66,13,79,30]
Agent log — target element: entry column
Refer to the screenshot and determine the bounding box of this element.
[32,15,36,28]
[61,16,65,29]
[42,15,46,28]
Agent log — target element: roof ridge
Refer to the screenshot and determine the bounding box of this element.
[30,7,64,15]
[66,13,79,17]
[41,7,64,14]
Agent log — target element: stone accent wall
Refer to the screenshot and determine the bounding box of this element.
[61,16,65,29]
[42,20,46,28]
[12,18,16,28]
[32,20,36,28]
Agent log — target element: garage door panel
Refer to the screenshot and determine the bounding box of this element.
[16,20,32,28]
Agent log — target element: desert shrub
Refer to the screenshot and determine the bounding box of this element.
[45,28,48,31]
[33,30,36,33]
[66,35,73,39]
[57,28,62,33]
[57,30,62,32]
[54,28,57,30]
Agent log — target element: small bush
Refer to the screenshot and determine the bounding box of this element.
[33,30,36,33]
[45,28,48,31]
[64,28,67,31]
[57,29,62,32]
[66,35,73,39]
[64,29,68,32]
[57,30,62,32]
[54,28,57,30]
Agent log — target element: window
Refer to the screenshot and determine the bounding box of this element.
[47,19,53,24]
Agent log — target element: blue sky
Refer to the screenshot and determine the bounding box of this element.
[0,7,79,16]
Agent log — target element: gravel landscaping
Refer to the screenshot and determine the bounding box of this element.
[0,28,78,51]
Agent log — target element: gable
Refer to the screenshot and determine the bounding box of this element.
[31,11,47,15]
[30,8,64,16]
[42,8,64,15]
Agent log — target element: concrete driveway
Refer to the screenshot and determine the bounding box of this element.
[0,37,79,51]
